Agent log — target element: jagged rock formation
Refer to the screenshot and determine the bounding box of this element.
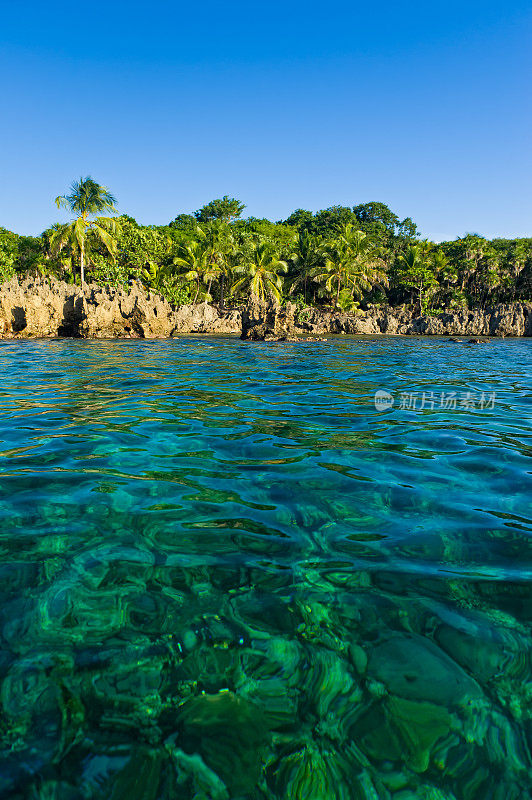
[0,276,241,338]
[0,276,530,339]
[172,302,242,335]
[297,303,532,337]
[241,296,532,340]
[240,296,298,340]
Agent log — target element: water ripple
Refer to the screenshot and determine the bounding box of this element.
[0,336,531,798]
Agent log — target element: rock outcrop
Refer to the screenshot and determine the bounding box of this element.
[172,302,242,335]
[241,296,298,340]
[295,303,532,338]
[240,296,532,340]
[0,276,530,339]
[0,276,242,338]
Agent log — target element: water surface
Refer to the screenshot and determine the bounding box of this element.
[0,336,531,799]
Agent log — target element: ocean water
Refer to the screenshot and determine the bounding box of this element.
[0,336,530,800]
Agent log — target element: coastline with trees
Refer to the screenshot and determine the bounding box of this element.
[0,178,531,338]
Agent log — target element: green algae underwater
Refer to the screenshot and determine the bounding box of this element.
[0,335,530,800]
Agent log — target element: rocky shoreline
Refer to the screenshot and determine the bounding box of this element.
[0,277,241,339]
[0,276,531,339]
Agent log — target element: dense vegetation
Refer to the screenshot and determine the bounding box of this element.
[1,179,531,312]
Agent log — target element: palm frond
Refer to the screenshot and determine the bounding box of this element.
[55,177,118,217]
[91,222,117,255]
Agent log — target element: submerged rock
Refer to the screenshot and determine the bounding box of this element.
[271,740,363,800]
[177,690,271,796]
[366,633,483,706]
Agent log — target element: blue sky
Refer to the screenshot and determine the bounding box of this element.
[1,1,531,241]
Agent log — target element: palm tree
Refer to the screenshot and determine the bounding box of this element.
[506,240,528,301]
[233,242,288,302]
[313,224,387,308]
[340,226,388,299]
[204,220,237,307]
[141,260,171,292]
[289,230,325,303]
[173,233,219,303]
[53,177,120,284]
[396,243,438,311]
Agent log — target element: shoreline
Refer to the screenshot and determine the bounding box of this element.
[0,276,531,340]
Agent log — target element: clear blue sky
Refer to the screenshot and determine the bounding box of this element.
[1,1,531,241]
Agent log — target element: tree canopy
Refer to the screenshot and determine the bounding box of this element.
[53,177,120,284]
[194,196,246,224]
[2,187,531,311]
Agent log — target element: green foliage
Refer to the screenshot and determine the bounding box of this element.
[160,281,195,306]
[2,191,531,310]
[233,242,288,302]
[0,227,20,281]
[53,177,120,284]
[394,243,439,312]
[114,217,173,273]
[287,230,326,303]
[173,233,220,303]
[168,213,197,234]
[0,227,44,281]
[194,196,246,223]
[55,176,117,217]
[313,224,388,308]
[353,202,418,241]
[284,208,314,228]
[140,261,170,291]
[233,217,295,253]
[336,289,360,312]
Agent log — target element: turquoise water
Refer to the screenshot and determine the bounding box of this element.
[0,336,531,799]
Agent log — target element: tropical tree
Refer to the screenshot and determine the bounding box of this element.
[0,227,22,281]
[313,224,387,308]
[140,261,171,292]
[194,196,245,224]
[173,233,219,303]
[53,177,120,284]
[168,213,198,233]
[503,239,529,300]
[233,242,288,302]
[289,229,326,302]
[395,243,438,311]
[204,220,238,307]
[309,206,355,238]
[283,208,314,229]
[429,248,459,307]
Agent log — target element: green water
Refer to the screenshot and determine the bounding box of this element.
[0,336,530,799]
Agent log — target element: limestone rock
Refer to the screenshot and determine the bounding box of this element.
[294,303,532,338]
[241,295,297,341]
[0,276,242,339]
[0,276,529,339]
[171,302,241,335]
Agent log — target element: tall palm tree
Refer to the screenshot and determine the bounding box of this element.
[313,224,387,308]
[204,220,237,307]
[290,230,325,303]
[173,234,219,303]
[53,177,120,284]
[233,242,288,302]
[340,226,388,299]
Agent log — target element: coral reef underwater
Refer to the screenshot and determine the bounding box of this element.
[1,542,530,799]
[0,336,530,799]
